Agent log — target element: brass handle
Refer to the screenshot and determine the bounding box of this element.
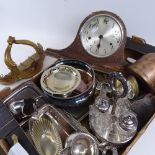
[0,36,45,84]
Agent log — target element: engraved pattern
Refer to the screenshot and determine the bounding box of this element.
[41,65,81,95]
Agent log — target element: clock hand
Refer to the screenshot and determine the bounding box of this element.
[97,35,103,51]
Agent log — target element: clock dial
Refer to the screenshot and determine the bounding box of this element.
[80,13,125,58]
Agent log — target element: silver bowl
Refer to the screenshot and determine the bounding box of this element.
[41,59,96,107]
[30,118,62,155]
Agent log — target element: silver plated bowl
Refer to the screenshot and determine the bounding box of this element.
[31,118,62,155]
[41,59,96,107]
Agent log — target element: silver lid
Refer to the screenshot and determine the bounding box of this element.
[119,112,138,131]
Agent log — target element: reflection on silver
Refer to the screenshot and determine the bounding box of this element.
[62,132,118,155]
[115,78,138,99]
[60,147,71,155]
[95,93,110,113]
[119,112,138,131]
[31,118,62,155]
[101,145,118,155]
[63,132,99,155]
[108,72,128,99]
[41,65,81,96]
[71,135,97,155]
[9,96,42,118]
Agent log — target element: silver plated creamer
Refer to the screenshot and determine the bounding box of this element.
[62,132,118,155]
[62,132,99,155]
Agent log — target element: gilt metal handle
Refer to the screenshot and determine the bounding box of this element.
[0,36,45,84]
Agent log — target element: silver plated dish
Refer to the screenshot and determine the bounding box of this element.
[31,118,62,155]
[42,59,96,107]
[41,65,81,97]
[29,104,88,147]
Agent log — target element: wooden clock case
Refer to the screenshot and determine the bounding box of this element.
[46,11,127,73]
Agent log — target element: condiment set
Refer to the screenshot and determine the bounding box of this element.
[89,72,138,151]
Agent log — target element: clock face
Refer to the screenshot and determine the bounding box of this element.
[80,13,125,58]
